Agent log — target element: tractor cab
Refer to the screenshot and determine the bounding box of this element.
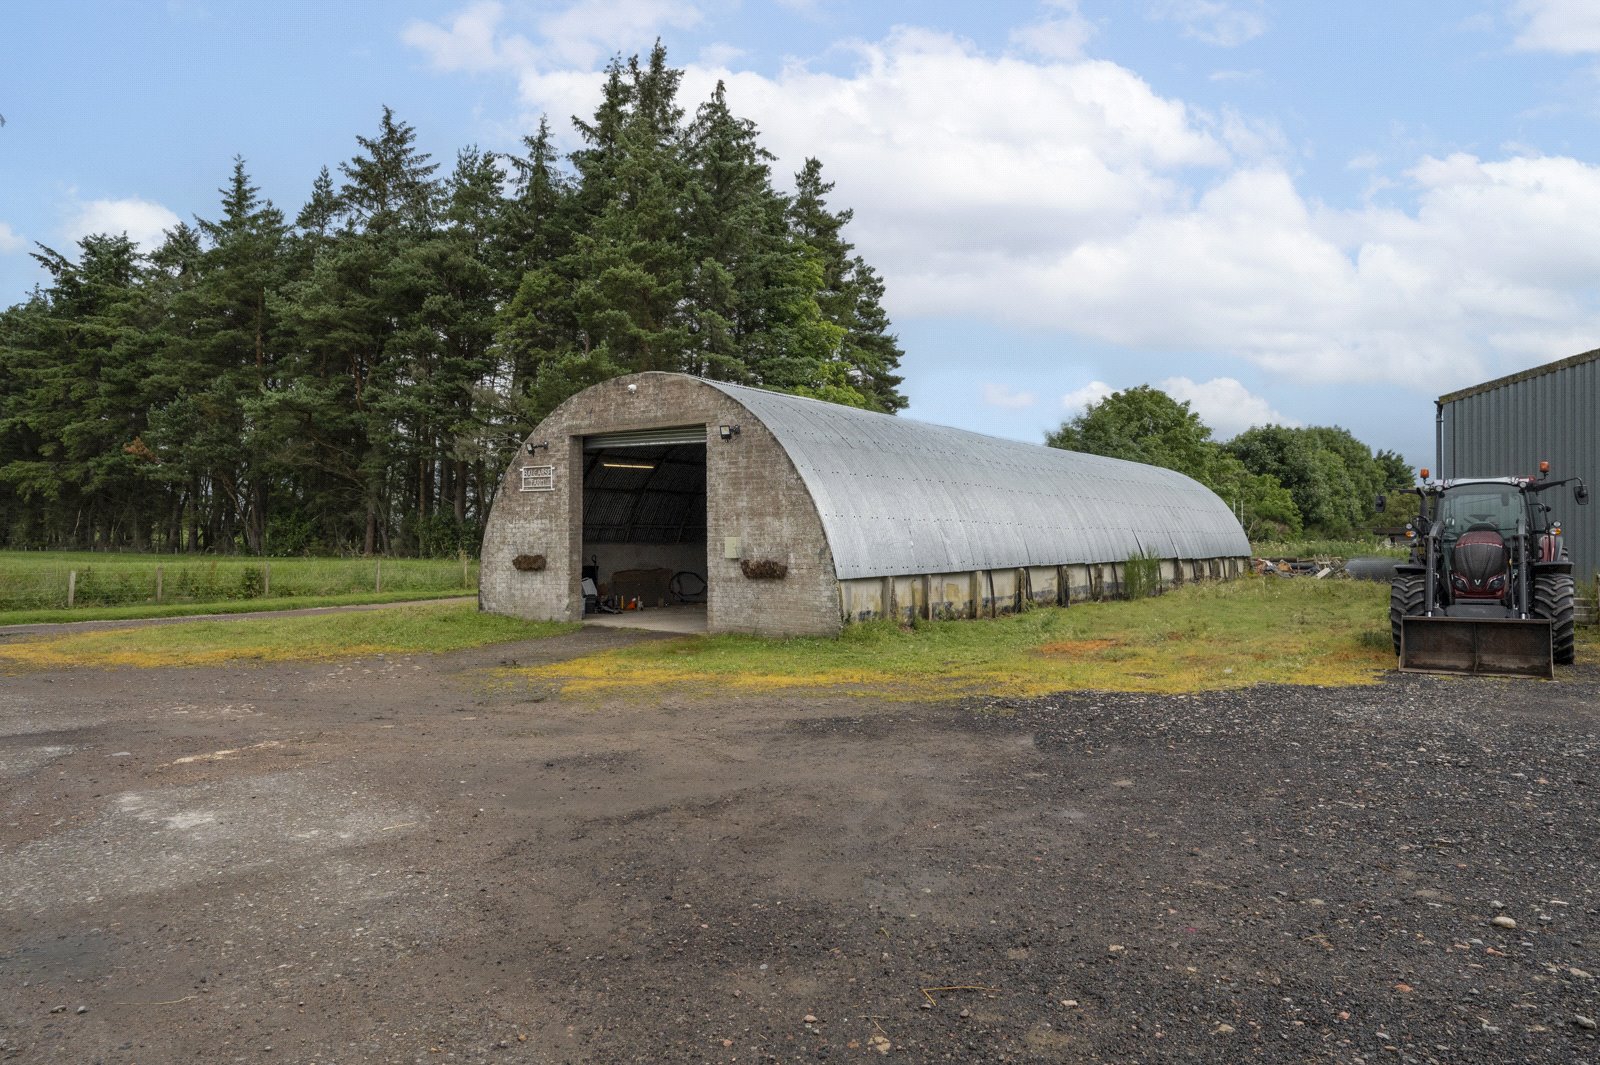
[1383,465,1587,677]
[1433,482,1535,603]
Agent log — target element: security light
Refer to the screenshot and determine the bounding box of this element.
[718,424,741,441]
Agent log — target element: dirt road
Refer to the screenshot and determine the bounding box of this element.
[2,631,1597,1063]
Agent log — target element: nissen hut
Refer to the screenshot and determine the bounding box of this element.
[480,373,1250,635]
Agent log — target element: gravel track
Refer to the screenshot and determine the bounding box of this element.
[0,640,1595,1063]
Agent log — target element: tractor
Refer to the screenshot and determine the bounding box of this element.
[1378,463,1589,677]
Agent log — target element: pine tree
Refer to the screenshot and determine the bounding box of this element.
[787,158,905,411]
[4,235,160,547]
[551,43,694,413]
[146,159,288,552]
[496,117,584,433]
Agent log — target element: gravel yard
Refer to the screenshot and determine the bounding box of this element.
[1,629,1597,1063]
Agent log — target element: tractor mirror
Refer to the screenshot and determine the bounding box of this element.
[1374,493,1387,513]
[1576,483,1590,505]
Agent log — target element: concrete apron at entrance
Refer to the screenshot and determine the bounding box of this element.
[583,603,708,635]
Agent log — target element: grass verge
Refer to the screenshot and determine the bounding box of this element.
[0,601,576,672]
[512,576,1398,701]
[0,551,477,612]
[0,590,472,627]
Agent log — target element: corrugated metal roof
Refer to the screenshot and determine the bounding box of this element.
[704,380,1250,580]
[1438,347,1600,404]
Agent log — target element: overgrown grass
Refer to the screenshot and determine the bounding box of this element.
[0,551,478,613]
[0,589,472,627]
[512,576,1397,701]
[1250,538,1408,559]
[0,601,574,673]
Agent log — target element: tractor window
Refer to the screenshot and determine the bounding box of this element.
[1438,488,1521,538]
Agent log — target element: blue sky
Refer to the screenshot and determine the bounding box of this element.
[5,1,1600,470]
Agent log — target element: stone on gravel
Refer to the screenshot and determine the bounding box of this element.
[1576,1015,1597,1030]
[1490,915,1517,929]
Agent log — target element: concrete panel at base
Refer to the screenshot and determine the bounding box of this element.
[1026,566,1061,606]
[987,569,1021,616]
[929,574,975,619]
[836,556,1244,626]
[839,578,886,623]
[891,575,926,624]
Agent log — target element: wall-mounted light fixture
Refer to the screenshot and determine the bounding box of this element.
[526,439,550,454]
[718,424,741,441]
[601,461,655,471]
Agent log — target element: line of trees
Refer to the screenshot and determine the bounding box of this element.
[0,45,905,556]
[1047,385,1414,540]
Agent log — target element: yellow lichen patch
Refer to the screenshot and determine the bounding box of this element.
[1036,638,1120,655]
[512,579,1397,702]
[0,636,403,672]
[0,602,574,673]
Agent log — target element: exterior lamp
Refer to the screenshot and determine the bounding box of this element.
[718,424,741,441]
[526,440,549,454]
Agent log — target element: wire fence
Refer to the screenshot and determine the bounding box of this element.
[0,556,477,611]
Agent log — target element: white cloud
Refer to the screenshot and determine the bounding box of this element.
[402,1,533,72]
[982,382,1037,409]
[1149,1,1267,47]
[404,0,703,73]
[1511,0,1600,54]
[1158,376,1298,438]
[0,221,24,254]
[64,198,180,251]
[697,42,746,68]
[1010,0,1096,60]
[406,7,1600,396]
[1060,380,1114,412]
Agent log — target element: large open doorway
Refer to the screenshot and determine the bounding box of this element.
[579,427,708,631]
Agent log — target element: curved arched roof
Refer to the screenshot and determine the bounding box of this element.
[706,380,1250,580]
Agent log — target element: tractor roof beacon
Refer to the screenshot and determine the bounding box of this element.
[1376,465,1590,677]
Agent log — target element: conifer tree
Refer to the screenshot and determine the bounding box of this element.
[787,158,905,411]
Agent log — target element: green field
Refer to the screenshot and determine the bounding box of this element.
[0,551,477,618]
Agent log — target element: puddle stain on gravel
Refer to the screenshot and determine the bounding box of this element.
[0,773,421,917]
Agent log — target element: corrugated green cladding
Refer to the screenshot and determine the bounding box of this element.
[1439,348,1600,585]
[705,380,1250,580]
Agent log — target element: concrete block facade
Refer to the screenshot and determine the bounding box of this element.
[480,373,843,636]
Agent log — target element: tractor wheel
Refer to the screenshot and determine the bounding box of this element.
[1389,575,1425,655]
[1532,573,1577,665]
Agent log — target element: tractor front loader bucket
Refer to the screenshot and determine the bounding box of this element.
[1399,616,1553,679]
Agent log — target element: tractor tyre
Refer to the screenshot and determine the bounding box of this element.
[1532,573,1577,665]
[1389,575,1425,656]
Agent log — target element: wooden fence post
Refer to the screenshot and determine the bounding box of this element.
[67,570,76,609]
[155,566,163,603]
[375,559,382,594]
[263,561,271,599]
